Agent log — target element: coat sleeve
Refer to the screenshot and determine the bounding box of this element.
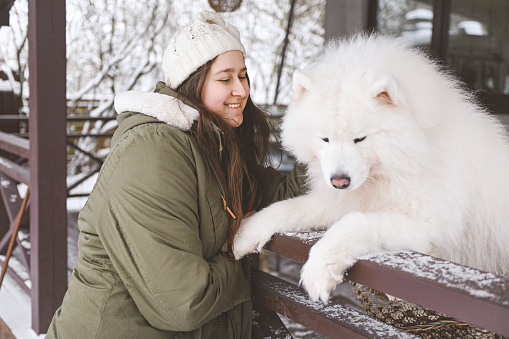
[102,127,250,332]
[260,162,309,207]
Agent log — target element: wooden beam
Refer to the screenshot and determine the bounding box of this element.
[252,303,294,339]
[0,10,8,27]
[0,115,117,122]
[27,0,67,334]
[252,269,415,338]
[0,157,30,185]
[265,233,509,337]
[349,252,509,337]
[0,0,15,27]
[0,131,29,158]
[324,0,369,41]
[366,0,378,33]
[430,0,452,61]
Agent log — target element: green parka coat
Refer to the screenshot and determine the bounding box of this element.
[46,82,307,339]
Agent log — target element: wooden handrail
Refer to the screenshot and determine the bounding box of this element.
[0,131,29,158]
[349,252,509,336]
[0,157,30,184]
[0,115,116,122]
[0,132,30,184]
[262,233,509,337]
[14,132,114,138]
[0,116,116,138]
[252,268,416,338]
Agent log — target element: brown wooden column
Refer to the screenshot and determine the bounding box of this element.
[324,0,369,41]
[27,0,67,334]
[430,0,452,60]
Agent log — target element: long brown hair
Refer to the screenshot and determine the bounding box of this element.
[175,57,272,259]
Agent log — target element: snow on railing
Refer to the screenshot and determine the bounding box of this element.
[253,232,509,338]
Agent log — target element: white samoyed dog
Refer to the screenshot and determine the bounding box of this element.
[232,34,509,302]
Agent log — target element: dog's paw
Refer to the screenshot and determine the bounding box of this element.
[299,239,357,303]
[300,256,344,303]
[233,214,275,259]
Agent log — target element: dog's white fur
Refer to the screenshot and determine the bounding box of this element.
[233,34,509,302]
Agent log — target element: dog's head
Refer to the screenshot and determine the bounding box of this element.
[281,35,434,191]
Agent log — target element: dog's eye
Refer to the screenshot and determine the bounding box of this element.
[354,136,366,144]
[322,137,329,143]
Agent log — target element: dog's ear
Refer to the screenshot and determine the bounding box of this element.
[292,70,311,101]
[372,77,402,106]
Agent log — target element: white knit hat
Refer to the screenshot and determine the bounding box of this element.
[162,11,246,89]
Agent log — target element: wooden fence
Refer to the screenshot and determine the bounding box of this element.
[252,233,509,338]
[0,114,116,198]
[0,114,115,289]
[0,130,30,292]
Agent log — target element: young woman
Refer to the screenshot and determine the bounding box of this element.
[46,10,307,338]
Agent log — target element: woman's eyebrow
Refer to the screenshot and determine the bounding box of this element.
[214,67,248,75]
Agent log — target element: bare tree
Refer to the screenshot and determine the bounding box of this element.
[377,0,414,36]
[65,0,182,178]
[221,0,325,105]
[0,1,28,115]
[271,0,325,105]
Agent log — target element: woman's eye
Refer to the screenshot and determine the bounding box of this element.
[219,79,230,83]
[322,137,329,143]
[354,136,366,143]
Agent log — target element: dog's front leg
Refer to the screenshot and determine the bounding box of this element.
[233,194,337,259]
[300,211,434,302]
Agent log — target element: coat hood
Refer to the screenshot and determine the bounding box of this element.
[114,82,199,131]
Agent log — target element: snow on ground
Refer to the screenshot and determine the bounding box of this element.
[66,173,98,212]
[0,261,44,338]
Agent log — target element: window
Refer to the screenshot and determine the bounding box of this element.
[377,0,434,48]
[375,0,509,111]
[448,0,509,94]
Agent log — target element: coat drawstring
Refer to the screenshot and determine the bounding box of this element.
[221,195,236,219]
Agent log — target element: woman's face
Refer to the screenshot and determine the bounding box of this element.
[201,50,249,127]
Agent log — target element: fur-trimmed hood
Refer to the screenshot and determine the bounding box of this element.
[114,82,199,131]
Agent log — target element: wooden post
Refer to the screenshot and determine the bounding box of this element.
[430,0,452,60]
[324,0,369,42]
[0,202,9,253]
[27,0,67,334]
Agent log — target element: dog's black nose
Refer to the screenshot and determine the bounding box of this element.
[331,175,350,189]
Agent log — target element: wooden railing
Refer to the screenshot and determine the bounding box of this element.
[0,115,116,289]
[0,114,117,197]
[0,131,30,293]
[253,233,509,338]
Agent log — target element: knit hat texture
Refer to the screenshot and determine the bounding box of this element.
[162,11,246,88]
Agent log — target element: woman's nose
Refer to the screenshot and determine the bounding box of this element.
[232,79,248,97]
